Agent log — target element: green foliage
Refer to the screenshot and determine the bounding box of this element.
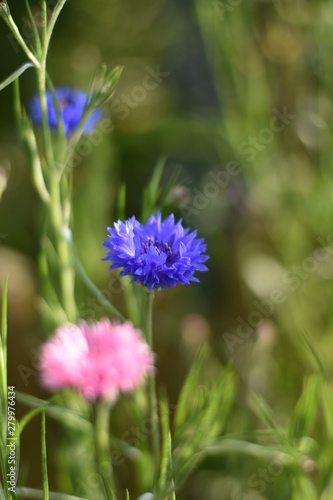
[0,63,34,91]
[141,156,181,223]
[2,0,333,498]
[41,409,49,499]
[172,348,236,491]
[289,375,321,442]
[157,390,174,497]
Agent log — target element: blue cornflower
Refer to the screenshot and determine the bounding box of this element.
[29,87,102,137]
[103,212,209,292]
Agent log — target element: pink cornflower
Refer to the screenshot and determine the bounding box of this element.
[39,319,154,402]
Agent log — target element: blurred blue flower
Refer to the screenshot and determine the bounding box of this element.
[103,212,209,292]
[29,87,102,136]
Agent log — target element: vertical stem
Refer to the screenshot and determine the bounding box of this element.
[49,176,77,322]
[0,10,40,68]
[0,278,9,498]
[41,410,49,498]
[93,402,117,500]
[37,0,54,189]
[35,0,76,323]
[144,291,160,491]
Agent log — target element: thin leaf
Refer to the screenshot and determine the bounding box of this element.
[0,279,8,497]
[300,331,325,376]
[13,77,22,125]
[169,432,176,500]
[64,66,122,175]
[19,406,47,437]
[21,113,51,203]
[117,183,126,221]
[321,381,333,439]
[249,392,289,450]
[16,391,91,432]
[45,0,68,51]
[24,0,41,54]
[15,486,87,499]
[41,410,49,499]
[68,233,125,321]
[160,165,182,208]
[204,438,290,461]
[149,156,167,207]
[289,374,321,441]
[158,390,171,491]
[173,346,207,433]
[292,475,317,500]
[141,156,167,221]
[0,277,8,400]
[320,473,333,500]
[0,63,34,91]
[16,391,50,408]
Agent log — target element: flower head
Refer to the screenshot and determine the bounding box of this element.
[103,212,209,292]
[29,87,102,137]
[39,319,154,402]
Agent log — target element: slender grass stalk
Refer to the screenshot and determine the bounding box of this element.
[15,487,87,499]
[67,233,125,321]
[41,410,49,499]
[32,0,77,323]
[93,402,117,500]
[45,0,68,52]
[157,392,171,493]
[37,0,54,169]
[0,278,9,498]
[0,6,40,68]
[144,291,160,492]
[168,432,176,500]
[24,0,42,56]
[49,176,77,322]
[0,277,8,400]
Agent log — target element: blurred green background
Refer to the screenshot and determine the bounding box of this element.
[1,0,333,498]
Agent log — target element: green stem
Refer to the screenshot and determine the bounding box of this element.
[0,277,8,401]
[93,402,117,500]
[24,0,42,56]
[32,0,76,325]
[49,176,77,322]
[37,11,54,169]
[0,8,40,68]
[67,234,125,322]
[0,277,8,498]
[41,410,49,499]
[45,0,68,52]
[144,291,160,492]
[15,487,87,500]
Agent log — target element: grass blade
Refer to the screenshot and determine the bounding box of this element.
[41,409,49,499]
[0,63,34,91]
[289,374,321,441]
